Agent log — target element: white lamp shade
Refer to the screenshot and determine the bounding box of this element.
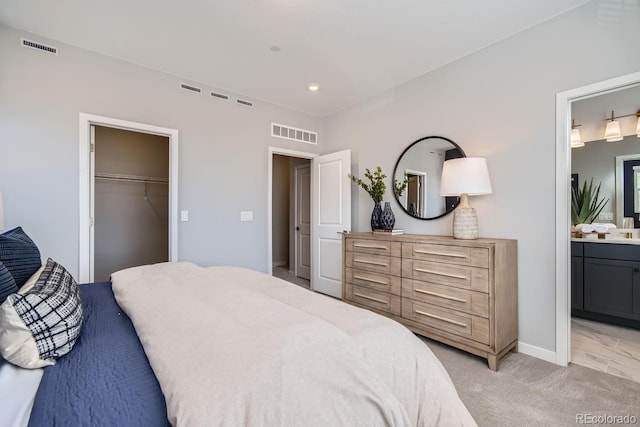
[604,119,623,142]
[0,192,4,231]
[570,128,584,148]
[440,157,493,196]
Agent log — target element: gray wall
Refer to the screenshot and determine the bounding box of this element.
[272,154,290,266]
[94,126,169,282]
[323,1,640,353]
[0,23,323,278]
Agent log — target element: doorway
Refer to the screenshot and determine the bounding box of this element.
[93,125,170,282]
[78,113,179,283]
[555,71,640,368]
[271,154,311,289]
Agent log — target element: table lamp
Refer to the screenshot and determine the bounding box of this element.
[440,158,492,239]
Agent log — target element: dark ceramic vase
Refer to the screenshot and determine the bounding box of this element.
[380,202,395,230]
[371,202,382,230]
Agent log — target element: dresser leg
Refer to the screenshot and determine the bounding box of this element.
[487,354,498,371]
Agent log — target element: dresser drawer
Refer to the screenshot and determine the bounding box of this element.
[345,284,401,315]
[402,299,490,345]
[346,238,401,257]
[346,252,401,276]
[402,243,489,268]
[346,267,401,295]
[402,279,489,318]
[402,259,488,293]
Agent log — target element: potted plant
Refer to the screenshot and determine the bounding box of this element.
[571,178,608,226]
[349,167,387,230]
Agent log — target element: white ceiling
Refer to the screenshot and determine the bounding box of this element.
[0,0,589,117]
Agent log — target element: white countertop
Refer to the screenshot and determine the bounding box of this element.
[571,228,640,245]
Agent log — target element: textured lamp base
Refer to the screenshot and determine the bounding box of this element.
[453,207,478,239]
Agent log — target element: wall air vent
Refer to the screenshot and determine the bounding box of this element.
[236,99,253,107]
[21,38,58,55]
[210,91,229,100]
[180,83,202,93]
[271,123,317,145]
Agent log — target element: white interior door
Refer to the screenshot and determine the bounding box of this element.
[312,150,351,298]
[295,165,311,280]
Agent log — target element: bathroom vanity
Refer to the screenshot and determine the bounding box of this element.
[571,238,640,330]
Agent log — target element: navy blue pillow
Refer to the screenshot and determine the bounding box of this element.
[0,227,41,288]
[0,263,18,304]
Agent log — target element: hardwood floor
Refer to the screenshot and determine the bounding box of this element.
[571,317,640,383]
[272,265,310,290]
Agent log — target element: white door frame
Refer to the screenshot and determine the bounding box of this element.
[79,113,179,283]
[555,72,640,366]
[267,147,317,276]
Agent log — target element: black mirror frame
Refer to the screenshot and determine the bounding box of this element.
[392,135,466,220]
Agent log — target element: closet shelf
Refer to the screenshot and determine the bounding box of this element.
[95,172,169,184]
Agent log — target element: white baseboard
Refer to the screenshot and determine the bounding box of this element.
[517,341,557,364]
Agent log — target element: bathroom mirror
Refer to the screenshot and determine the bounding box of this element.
[392,136,465,220]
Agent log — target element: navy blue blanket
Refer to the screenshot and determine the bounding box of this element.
[28,282,170,427]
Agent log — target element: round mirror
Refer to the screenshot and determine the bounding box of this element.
[392,136,466,220]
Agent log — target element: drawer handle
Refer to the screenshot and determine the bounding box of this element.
[415,310,468,328]
[415,288,467,303]
[353,274,389,286]
[354,292,388,305]
[414,249,467,259]
[354,244,389,250]
[354,258,389,267]
[414,268,467,280]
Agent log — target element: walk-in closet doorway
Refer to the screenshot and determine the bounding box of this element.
[78,113,179,284]
[93,125,169,281]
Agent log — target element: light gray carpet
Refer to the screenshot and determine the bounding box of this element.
[420,337,640,426]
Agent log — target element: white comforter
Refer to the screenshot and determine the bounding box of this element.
[112,262,476,427]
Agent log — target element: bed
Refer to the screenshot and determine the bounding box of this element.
[1,259,477,426]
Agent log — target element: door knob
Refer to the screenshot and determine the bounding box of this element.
[296,226,300,231]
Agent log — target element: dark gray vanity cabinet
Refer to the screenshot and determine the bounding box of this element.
[572,241,640,329]
[571,242,583,311]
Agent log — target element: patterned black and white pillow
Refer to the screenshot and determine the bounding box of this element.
[0,258,83,369]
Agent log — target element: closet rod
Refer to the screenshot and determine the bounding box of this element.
[95,172,169,185]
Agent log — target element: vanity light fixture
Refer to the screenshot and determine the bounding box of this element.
[570,119,584,148]
[604,110,623,142]
[307,83,320,92]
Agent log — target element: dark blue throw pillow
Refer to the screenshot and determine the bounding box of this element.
[0,263,18,304]
[0,227,41,288]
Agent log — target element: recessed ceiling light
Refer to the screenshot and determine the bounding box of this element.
[308,83,320,92]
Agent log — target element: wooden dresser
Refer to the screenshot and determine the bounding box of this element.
[342,232,518,371]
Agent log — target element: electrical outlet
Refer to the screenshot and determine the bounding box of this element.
[180,210,189,221]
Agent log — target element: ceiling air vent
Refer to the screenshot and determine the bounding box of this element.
[236,98,253,107]
[271,123,317,145]
[180,83,202,93]
[21,38,58,55]
[210,91,229,100]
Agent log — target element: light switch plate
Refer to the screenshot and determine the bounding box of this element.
[180,210,189,221]
[240,211,253,221]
